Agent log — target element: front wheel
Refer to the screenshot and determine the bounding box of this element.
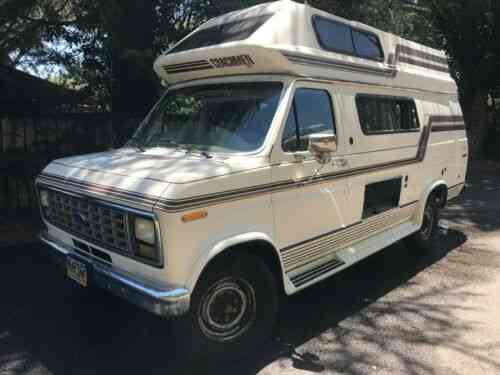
[174,253,279,360]
[405,196,440,252]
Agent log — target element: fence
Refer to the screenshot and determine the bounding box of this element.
[0,113,112,217]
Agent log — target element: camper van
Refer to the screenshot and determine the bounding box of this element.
[37,0,467,357]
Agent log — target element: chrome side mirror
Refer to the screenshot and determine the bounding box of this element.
[308,133,337,164]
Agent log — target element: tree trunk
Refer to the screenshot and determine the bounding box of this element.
[110,0,156,147]
[461,88,489,158]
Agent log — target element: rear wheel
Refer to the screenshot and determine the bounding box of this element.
[175,253,279,360]
[405,195,440,252]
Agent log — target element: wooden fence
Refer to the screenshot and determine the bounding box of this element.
[0,113,112,216]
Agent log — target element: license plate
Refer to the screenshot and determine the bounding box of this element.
[67,257,88,287]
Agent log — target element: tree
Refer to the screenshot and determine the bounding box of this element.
[0,0,155,140]
[426,0,500,156]
[109,0,157,144]
[0,0,113,110]
[0,0,72,67]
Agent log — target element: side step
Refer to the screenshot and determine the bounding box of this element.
[286,220,420,292]
[290,258,345,287]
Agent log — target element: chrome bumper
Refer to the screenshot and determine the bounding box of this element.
[39,231,190,318]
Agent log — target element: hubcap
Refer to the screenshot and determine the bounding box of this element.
[198,278,256,342]
[421,205,434,240]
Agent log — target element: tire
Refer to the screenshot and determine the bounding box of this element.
[174,253,279,361]
[405,195,440,252]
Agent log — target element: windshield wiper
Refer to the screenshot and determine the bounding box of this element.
[198,150,213,159]
[155,139,213,158]
[184,146,213,159]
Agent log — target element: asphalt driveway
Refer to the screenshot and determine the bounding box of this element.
[1,161,500,375]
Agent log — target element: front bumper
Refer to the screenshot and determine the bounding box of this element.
[39,231,190,318]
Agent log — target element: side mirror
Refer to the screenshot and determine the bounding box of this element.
[308,133,337,164]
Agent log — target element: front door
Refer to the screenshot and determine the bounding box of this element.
[271,82,354,282]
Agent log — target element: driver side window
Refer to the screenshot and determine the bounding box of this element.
[281,88,336,153]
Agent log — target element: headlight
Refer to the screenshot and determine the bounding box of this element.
[137,242,157,260]
[134,217,156,245]
[40,190,50,208]
[134,216,159,262]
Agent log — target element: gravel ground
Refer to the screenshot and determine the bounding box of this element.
[1,162,500,375]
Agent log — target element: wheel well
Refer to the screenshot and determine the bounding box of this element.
[203,240,285,292]
[431,184,448,208]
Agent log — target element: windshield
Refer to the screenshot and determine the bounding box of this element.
[130,82,283,154]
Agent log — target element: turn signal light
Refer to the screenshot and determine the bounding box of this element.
[181,210,208,223]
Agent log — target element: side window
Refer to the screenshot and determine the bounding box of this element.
[312,16,384,61]
[352,30,383,60]
[282,89,336,153]
[356,96,420,135]
[313,17,354,54]
[399,101,419,130]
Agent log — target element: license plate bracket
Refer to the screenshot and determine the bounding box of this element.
[67,257,89,287]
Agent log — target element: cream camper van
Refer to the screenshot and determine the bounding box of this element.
[37,0,468,357]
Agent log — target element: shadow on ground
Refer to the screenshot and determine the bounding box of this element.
[442,161,500,233]
[0,228,475,375]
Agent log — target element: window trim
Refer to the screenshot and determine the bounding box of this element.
[311,15,385,63]
[355,94,421,136]
[281,87,337,154]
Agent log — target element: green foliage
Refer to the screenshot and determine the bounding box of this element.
[0,0,113,110]
[0,0,71,67]
[422,0,499,155]
[426,0,499,92]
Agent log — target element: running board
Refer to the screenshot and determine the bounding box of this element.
[286,220,420,292]
[290,257,346,287]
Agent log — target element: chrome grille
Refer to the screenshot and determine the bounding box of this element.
[43,189,130,252]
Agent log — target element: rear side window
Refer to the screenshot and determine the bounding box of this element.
[312,16,384,61]
[313,17,354,54]
[356,95,420,135]
[168,14,273,54]
[282,89,336,152]
[352,30,383,60]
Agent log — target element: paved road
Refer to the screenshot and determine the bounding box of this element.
[2,163,500,375]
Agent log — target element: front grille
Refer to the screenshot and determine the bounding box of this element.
[43,189,130,253]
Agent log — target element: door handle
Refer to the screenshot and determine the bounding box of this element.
[332,158,348,167]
